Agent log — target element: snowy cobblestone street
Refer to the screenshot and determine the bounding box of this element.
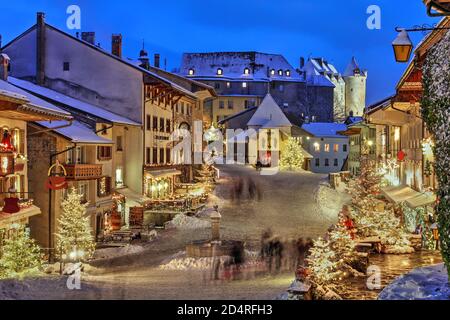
[1,165,345,300]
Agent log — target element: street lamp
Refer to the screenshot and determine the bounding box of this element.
[392,29,413,63]
[393,25,450,63]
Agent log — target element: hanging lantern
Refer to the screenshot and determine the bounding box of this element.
[392,29,413,63]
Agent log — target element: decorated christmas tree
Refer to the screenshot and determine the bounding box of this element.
[328,215,357,264]
[0,225,43,279]
[55,188,95,261]
[306,238,342,285]
[280,137,305,171]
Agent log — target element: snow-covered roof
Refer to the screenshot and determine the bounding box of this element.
[302,58,336,87]
[247,94,292,128]
[343,57,364,77]
[301,122,348,138]
[180,52,304,82]
[36,120,113,144]
[2,23,198,100]
[9,77,140,126]
[0,79,72,119]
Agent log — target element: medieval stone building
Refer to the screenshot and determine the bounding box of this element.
[179,52,367,126]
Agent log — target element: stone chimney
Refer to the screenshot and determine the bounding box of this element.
[0,53,10,81]
[300,57,305,69]
[36,12,46,85]
[112,34,122,58]
[154,53,160,68]
[81,32,96,45]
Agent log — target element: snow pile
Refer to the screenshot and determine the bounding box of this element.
[379,263,450,300]
[92,245,145,260]
[315,183,350,222]
[159,256,231,271]
[165,214,211,230]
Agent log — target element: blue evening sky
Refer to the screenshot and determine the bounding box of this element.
[0,0,436,105]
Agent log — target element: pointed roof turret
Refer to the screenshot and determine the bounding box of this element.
[343,57,362,77]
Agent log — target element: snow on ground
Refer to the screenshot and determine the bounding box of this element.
[160,256,231,271]
[315,182,350,224]
[165,214,211,230]
[92,245,145,261]
[379,263,450,300]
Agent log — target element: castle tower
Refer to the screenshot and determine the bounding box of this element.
[343,57,367,117]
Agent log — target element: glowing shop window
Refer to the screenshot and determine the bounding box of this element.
[242,82,247,88]
[116,168,123,187]
[394,127,401,141]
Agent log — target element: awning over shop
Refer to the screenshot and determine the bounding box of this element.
[381,185,436,208]
[406,192,436,209]
[0,205,41,228]
[116,188,150,207]
[145,169,182,179]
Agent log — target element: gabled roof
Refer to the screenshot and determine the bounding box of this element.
[35,120,113,144]
[2,22,197,99]
[1,79,72,120]
[247,94,292,127]
[366,95,395,115]
[218,106,258,125]
[9,77,140,126]
[180,51,304,82]
[301,122,348,138]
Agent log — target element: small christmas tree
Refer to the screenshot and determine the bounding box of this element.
[329,216,357,264]
[280,137,305,171]
[307,238,341,285]
[0,225,43,279]
[55,188,95,261]
[348,146,383,210]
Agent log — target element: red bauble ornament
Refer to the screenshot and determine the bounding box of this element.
[397,150,406,161]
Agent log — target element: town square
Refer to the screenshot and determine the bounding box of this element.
[1,0,450,304]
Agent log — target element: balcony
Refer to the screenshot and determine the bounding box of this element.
[65,164,103,180]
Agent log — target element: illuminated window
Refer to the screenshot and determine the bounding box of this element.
[217,68,223,76]
[116,168,124,187]
[188,69,195,76]
[325,144,330,152]
[334,144,339,152]
[270,69,275,76]
[244,68,250,75]
[394,127,401,141]
[278,69,283,76]
[285,70,291,77]
[314,142,320,152]
[226,82,231,88]
[242,82,247,88]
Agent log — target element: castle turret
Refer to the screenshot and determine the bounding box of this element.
[343,57,367,117]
